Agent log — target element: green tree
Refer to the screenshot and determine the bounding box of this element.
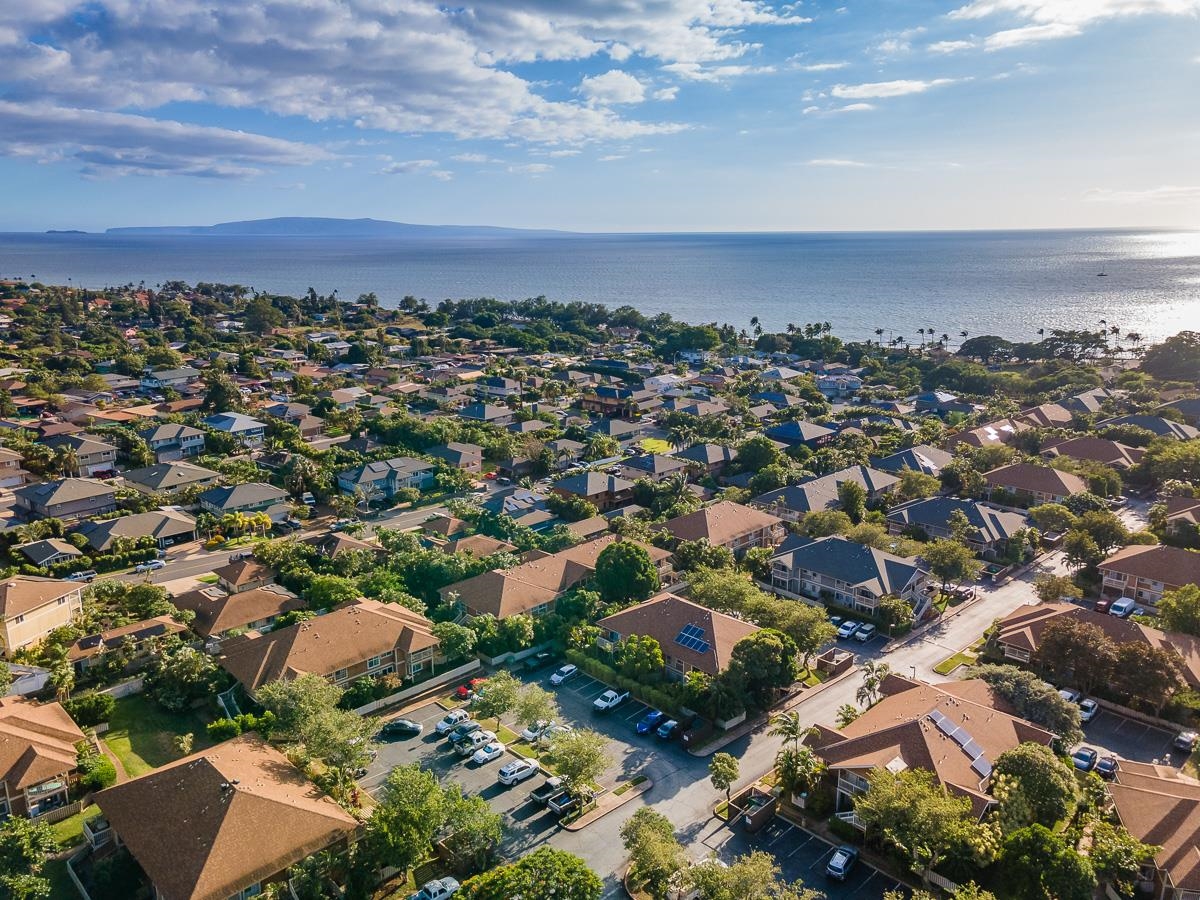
[512,683,559,731]
[776,602,838,668]
[837,478,867,524]
[876,594,913,632]
[896,467,942,501]
[1034,618,1117,694]
[969,665,1082,743]
[709,752,740,802]
[546,728,611,798]
[674,539,736,573]
[458,847,602,900]
[620,808,687,900]
[244,297,284,335]
[143,644,220,712]
[923,538,983,592]
[472,670,522,723]
[835,703,861,728]
[364,763,447,872]
[256,672,344,740]
[431,621,478,662]
[887,885,996,900]
[682,849,822,900]
[800,509,853,537]
[1029,503,1079,535]
[1159,583,1200,635]
[767,710,811,748]
[1112,642,1182,714]
[993,743,1079,827]
[617,634,666,680]
[0,815,56,899]
[201,370,245,412]
[736,436,784,472]
[856,659,891,707]
[1034,573,1082,604]
[774,745,825,800]
[594,540,660,604]
[727,629,799,709]
[1001,824,1096,900]
[442,787,504,873]
[1087,819,1160,895]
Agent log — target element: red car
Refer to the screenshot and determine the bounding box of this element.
[455,678,486,700]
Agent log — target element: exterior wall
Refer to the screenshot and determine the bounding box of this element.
[21,493,117,522]
[0,591,84,656]
[770,563,926,617]
[1098,568,1172,608]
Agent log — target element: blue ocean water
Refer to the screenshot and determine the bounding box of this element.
[1,229,1197,344]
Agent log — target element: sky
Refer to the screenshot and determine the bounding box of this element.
[1,0,1198,232]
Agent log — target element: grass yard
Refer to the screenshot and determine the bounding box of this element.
[46,858,77,900]
[50,804,99,849]
[933,649,979,676]
[639,438,672,454]
[104,694,215,778]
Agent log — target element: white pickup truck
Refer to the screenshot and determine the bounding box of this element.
[593,689,630,712]
[409,877,460,900]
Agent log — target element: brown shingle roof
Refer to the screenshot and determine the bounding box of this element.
[212,559,272,588]
[67,615,189,662]
[218,599,438,692]
[1042,436,1145,470]
[983,463,1087,497]
[596,592,759,676]
[1100,544,1200,590]
[1110,767,1200,892]
[96,734,358,900]
[0,576,81,619]
[660,501,782,546]
[172,586,305,638]
[0,697,85,792]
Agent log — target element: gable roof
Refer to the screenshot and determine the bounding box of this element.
[1109,767,1200,892]
[212,558,273,588]
[138,423,205,443]
[886,497,1029,545]
[753,465,899,515]
[1099,414,1199,440]
[764,420,836,444]
[202,412,267,433]
[596,592,758,676]
[173,585,304,638]
[15,538,82,566]
[983,463,1086,497]
[661,501,782,545]
[337,456,434,486]
[673,443,738,467]
[198,482,288,510]
[1099,544,1200,591]
[76,509,197,552]
[15,478,116,507]
[0,697,86,792]
[67,615,189,662]
[873,445,954,476]
[554,471,633,497]
[1041,436,1145,470]
[0,576,81,619]
[771,535,924,596]
[946,418,1030,450]
[122,461,220,492]
[96,734,358,900]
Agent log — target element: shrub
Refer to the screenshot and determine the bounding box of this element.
[828,815,862,842]
[64,692,116,727]
[76,743,117,792]
[207,718,243,740]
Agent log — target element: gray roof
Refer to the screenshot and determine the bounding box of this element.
[555,471,633,497]
[429,442,483,463]
[886,497,1029,545]
[623,454,689,476]
[753,465,899,515]
[199,482,288,510]
[77,509,198,552]
[143,367,200,381]
[1099,415,1199,440]
[122,462,221,492]
[139,423,205,443]
[16,538,82,566]
[873,444,954,476]
[772,534,925,595]
[203,412,267,433]
[16,478,116,506]
[337,457,434,486]
[673,443,738,466]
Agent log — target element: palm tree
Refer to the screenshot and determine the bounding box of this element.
[775,745,826,801]
[856,660,892,708]
[768,711,814,748]
[54,447,79,477]
[874,328,884,348]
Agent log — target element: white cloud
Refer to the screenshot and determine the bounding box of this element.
[661,62,775,81]
[1084,184,1200,204]
[792,60,849,71]
[983,22,1082,47]
[509,163,553,174]
[579,69,646,105]
[832,102,877,112]
[807,158,870,167]
[380,158,452,180]
[0,99,327,177]
[832,78,957,98]
[802,105,821,114]
[450,152,496,163]
[950,0,1200,48]
[546,149,582,157]
[599,154,626,161]
[929,39,978,52]
[653,87,680,101]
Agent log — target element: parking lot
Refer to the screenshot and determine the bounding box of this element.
[702,816,904,899]
[1079,709,1181,768]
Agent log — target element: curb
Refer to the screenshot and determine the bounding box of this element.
[563,778,653,831]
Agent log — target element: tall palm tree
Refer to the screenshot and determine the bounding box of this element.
[768,711,814,748]
[856,660,892,708]
[874,328,885,348]
[774,745,826,801]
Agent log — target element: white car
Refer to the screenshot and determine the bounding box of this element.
[538,724,574,745]
[854,623,877,643]
[593,689,630,712]
[498,758,538,785]
[434,709,470,735]
[135,559,166,573]
[472,741,506,765]
[410,877,461,900]
[457,730,497,757]
[1079,698,1099,723]
[520,719,552,742]
[550,664,578,686]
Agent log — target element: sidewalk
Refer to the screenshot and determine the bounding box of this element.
[564,778,653,831]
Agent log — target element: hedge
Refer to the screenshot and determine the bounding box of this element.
[64,692,117,727]
[563,648,684,716]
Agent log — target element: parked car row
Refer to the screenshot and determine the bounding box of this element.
[833,618,877,642]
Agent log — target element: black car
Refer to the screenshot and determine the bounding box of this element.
[378,718,422,738]
[1095,756,1120,780]
[524,651,555,673]
[447,722,482,746]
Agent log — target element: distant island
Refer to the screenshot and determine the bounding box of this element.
[45,230,87,234]
[105,216,571,238]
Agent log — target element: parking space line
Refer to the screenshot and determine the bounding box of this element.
[766,823,794,847]
[784,835,814,858]
[808,844,837,871]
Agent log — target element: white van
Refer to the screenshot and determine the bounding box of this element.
[1109,597,1137,619]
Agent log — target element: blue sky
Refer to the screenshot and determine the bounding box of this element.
[1,0,1197,232]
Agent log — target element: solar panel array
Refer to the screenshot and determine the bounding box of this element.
[927,710,992,779]
[675,623,711,654]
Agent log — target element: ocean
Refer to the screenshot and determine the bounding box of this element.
[2,229,1198,344]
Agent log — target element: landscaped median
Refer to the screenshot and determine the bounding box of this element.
[563,775,652,831]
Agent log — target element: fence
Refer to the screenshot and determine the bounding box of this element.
[923,870,960,894]
[98,677,144,699]
[37,800,85,825]
[67,846,93,900]
[352,659,481,716]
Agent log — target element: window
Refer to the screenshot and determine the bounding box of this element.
[334,668,349,682]
[367,656,382,670]
[13,615,23,624]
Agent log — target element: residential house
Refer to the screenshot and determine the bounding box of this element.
[552,472,634,512]
[0,446,30,488]
[441,534,671,620]
[1018,402,1075,429]
[457,402,514,427]
[138,423,206,461]
[587,417,646,447]
[913,391,976,416]
[673,443,738,477]
[66,615,190,673]
[1160,497,1200,545]
[212,559,276,594]
[0,577,85,656]
[139,366,201,392]
[806,675,1055,820]
[946,418,1030,451]
[579,385,662,419]
[15,478,118,522]
[1098,544,1200,609]
[202,412,268,449]
[476,376,522,399]
[122,461,221,495]
[1099,414,1199,441]
[872,444,954,477]
[817,374,864,399]
[1041,436,1145,470]
[886,498,1031,560]
[1159,397,1200,427]
[218,598,440,692]
[76,508,197,552]
[984,463,1086,506]
[763,420,837,448]
[620,453,689,483]
[596,592,759,681]
[44,433,119,477]
[173,584,304,640]
[93,734,359,900]
[544,439,586,470]
[770,534,930,617]
[336,457,435,498]
[993,603,1200,686]
[1108,762,1200,900]
[428,442,484,473]
[659,501,784,553]
[0,697,86,818]
[15,539,82,568]
[1058,387,1114,416]
[751,465,899,523]
[304,531,388,561]
[421,515,470,540]
[440,534,516,557]
[198,482,289,516]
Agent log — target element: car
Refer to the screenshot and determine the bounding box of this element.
[457,730,497,757]
[1174,730,1199,752]
[530,776,566,805]
[854,623,877,643]
[447,721,483,746]
[593,689,630,712]
[837,620,860,640]
[331,518,356,531]
[455,678,486,700]
[301,492,317,506]
[228,550,253,562]
[825,846,858,881]
[434,709,471,735]
[471,741,506,765]
[829,615,843,629]
[1078,698,1099,723]
[66,570,98,583]
[409,876,461,900]
[1095,756,1120,780]
[378,718,422,738]
[523,651,555,673]
[657,719,680,740]
[550,664,578,685]
[1058,688,1082,705]
[520,720,552,742]
[135,559,166,573]
[1109,597,1138,619]
[636,710,667,735]
[484,472,497,480]
[1072,746,1099,772]
[548,790,589,817]
[497,759,538,785]
[539,724,573,745]
[1094,598,1113,614]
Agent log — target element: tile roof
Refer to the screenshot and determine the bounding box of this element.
[1099,544,1200,590]
[983,463,1087,497]
[96,734,358,900]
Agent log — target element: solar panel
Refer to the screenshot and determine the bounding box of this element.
[971,756,993,778]
[935,716,957,737]
[951,729,973,748]
[675,624,711,654]
[961,739,983,758]
[927,710,948,728]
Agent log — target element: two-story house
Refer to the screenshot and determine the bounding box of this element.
[336,457,436,498]
[1098,544,1200,610]
[198,482,289,516]
[44,433,119,477]
[552,471,635,512]
[14,478,118,522]
[886,497,1031,560]
[0,577,85,657]
[67,615,190,673]
[202,412,268,449]
[139,366,201,393]
[121,461,221,496]
[770,534,930,618]
[672,443,738,478]
[1109,763,1200,900]
[428,442,484,474]
[0,697,86,818]
[984,463,1087,506]
[752,465,899,523]
[660,501,785,554]
[0,446,31,489]
[138,423,206,461]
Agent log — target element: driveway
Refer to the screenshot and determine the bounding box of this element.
[1078,709,1180,768]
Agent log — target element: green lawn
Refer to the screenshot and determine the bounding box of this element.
[104,694,215,778]
[50,804,99,850]
[933,650,978,676]
[640,438,672,454]
[46,858,77,900]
